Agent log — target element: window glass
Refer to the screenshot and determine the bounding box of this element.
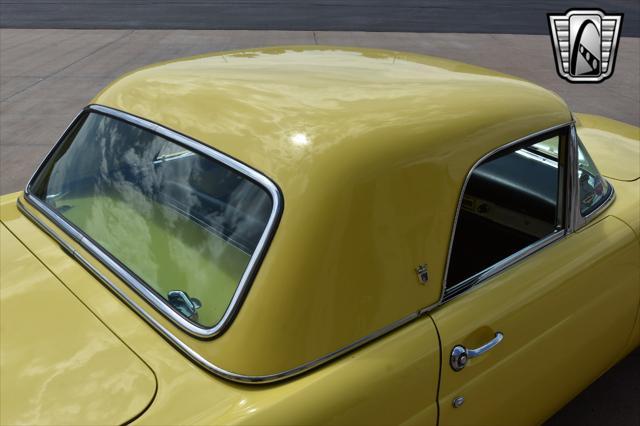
[447,136,563,287]
[31,112,274,328]
[577,139,611,216]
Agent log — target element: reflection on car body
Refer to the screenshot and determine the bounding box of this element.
[1,47,638,426]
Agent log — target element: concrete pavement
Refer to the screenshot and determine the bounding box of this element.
[1,29,639,424]
[1,29,639,194]
[1,1,638,36]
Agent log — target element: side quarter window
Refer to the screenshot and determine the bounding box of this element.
[577,139,612,216]
[446,131,567,291]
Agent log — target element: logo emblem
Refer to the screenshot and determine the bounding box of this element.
[415,264,429,284]
[548,9,623,83]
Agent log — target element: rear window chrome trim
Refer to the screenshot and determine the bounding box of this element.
[19,195,419,384]
[23,104,283,339]
[19,104,426,385]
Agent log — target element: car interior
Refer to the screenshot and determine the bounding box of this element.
[31,112,274,326]
[446,138,562,286]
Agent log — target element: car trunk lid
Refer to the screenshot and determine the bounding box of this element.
[0,223,157,426]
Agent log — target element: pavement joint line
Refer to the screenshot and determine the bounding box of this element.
[0,29,136,102]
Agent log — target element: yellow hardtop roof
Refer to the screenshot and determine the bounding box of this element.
[90,46,572,378]
[93,46,569,188]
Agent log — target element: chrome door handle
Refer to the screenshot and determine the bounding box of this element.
[450,332,503,371]
[468,332,503,357]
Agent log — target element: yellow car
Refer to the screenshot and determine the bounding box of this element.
[1,47,638,426]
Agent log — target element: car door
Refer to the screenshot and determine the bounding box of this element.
[430,125,639,425]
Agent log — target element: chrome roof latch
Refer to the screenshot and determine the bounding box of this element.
[168,290,202,321]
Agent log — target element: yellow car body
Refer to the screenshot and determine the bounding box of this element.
[1,47,638,425]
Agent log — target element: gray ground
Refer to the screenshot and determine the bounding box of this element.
[0,1,639,36]
[0,27,639,426]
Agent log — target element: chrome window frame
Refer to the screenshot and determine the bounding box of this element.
[442,122,572,298]
[18,196,421,384]
[570,126,616,230]
[17,112,616,384]
[22,104,283,339]
[440,121,615,303]
[19,104,428,385]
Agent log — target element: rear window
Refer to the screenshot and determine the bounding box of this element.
[30,111,276,329]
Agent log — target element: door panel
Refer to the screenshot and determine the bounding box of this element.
[432,216,639,425]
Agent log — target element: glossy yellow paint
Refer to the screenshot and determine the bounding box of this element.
[615,178,640,357]
[2,192,440,424]
[430,114,640,424]
[1,45,638,425]
[0,222,157,425]
[432,214,639,425]
[576,113,640,181]
[569,113,640,360]
[90,46,571,376]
